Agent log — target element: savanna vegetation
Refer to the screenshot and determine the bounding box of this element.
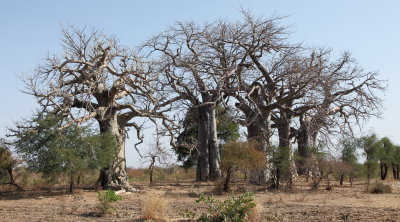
[2,12,400,222]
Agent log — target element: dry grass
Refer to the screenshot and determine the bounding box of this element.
[247,201,262,222]
[264,213,284,222]
[128,166,195,183]
[2,178,400,221]
[212,179,226,194]
[370,182,392,194]
[293,193,308,202]
[140,193,168,221]
[58,192,86,215]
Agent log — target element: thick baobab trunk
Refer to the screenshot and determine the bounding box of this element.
[196,113,209,181]
[297,122,310,175]
[275,111,297,189]
[278,123,291,150]
[98,115,133,191]
[208,107,221,180]
[276,124,291,188]
[247,113,272,185]
[297,116,318,175]
[196,106,221,181]
[297,116,321,181]
[339,173,344,185]
[247,118,269,151]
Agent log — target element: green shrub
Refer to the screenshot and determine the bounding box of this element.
[194,192,257,222]
[370,182,392,194]
[97,190,123,215]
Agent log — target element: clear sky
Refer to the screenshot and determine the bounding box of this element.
[1,0,399,167]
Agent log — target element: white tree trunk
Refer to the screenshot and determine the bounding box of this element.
[208,107,221,180]
[196,106,221,181]
[98,115,134,191]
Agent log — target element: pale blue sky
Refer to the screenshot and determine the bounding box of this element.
[1,0,399,167]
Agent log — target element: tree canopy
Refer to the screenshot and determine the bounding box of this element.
[14,12,386,186]
[11,113,117,192]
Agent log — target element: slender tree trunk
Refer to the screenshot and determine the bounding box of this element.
[69,174,74,193]
[77,174,81,187]
[223,167,232,192]
[149,156,155,185]
[98,115,133,191]
[339,173,344,185]
[349,176,354,187]
[380,162,388,180]
[149,166,154,185]
[392,164,399,179]
[384,163,388,180]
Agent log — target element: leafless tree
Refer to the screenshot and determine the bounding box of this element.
[294,49,385,175]
[141,126,171,185]
[237,47,384,187]
[231,40,384,187]
[22,27,169,191]
[142,13,384,187]
[233,44,324,186]
[144,18,257,181]
[230,14,289,150]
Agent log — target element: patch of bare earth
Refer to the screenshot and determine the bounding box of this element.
[1,179,400,221]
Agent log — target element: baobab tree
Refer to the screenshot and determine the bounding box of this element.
[145,19,253,181]
[174,106,240,169]
[22,27,167,191]
[233,45,324,186]
[294,50,384,176]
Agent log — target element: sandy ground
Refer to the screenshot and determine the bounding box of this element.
[1,178,400,221]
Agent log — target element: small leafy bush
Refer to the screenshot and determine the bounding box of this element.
[97,190,123,215]
[194,192,258,222]
[370,182,392,194]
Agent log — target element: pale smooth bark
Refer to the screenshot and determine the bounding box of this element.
[196,106,221,181]
[98,115,132,191]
